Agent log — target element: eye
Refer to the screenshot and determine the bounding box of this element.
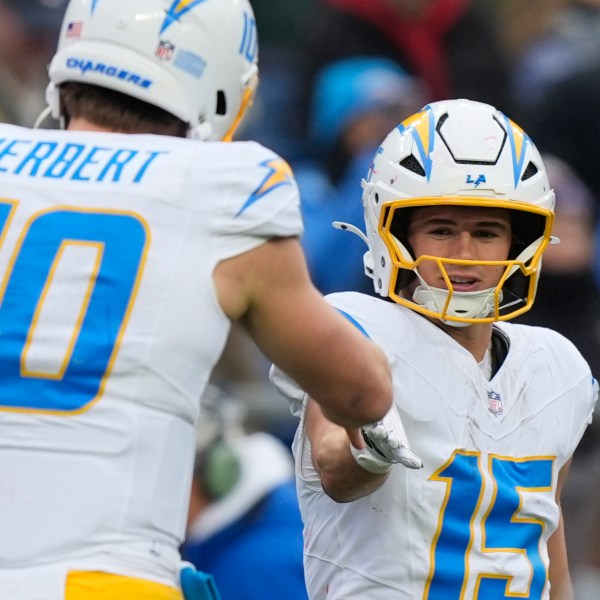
[475,226,510,242]
[429,227,454,237]
[475,229,498,238]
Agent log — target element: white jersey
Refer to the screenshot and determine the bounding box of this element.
[291,292,597,600]
[0,124,302,590]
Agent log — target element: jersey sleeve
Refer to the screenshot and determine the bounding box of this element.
[565,366,598,461]
[325,292,397,365]
[524,326,599,462]
[207,141,304,261]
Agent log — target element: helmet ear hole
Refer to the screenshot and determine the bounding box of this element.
[394,270,417,294]
[216,91,227,116]
[510,212,546,258]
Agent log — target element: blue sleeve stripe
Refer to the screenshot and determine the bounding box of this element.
[335,309,370,339]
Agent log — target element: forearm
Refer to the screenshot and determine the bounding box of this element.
[237,238,393,428]
[256,306,393,428]
[548,514,574,600]
[313,427,389,502]
[549,464,574,600]
[549,579,574,600]
[307,401,389,502]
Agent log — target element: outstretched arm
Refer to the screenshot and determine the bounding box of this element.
[304,396,422,503]
[214,236,393,429]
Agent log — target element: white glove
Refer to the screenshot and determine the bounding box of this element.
[351,403,423,473]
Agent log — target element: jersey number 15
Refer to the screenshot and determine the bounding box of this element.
[425,450,553,599]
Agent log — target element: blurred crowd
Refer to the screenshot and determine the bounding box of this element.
[2,0,600,597]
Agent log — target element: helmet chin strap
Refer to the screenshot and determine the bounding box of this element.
[222,70,258,142]
[33,106,54,130]
[412,271,501,328]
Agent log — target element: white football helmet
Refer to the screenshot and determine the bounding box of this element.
[46,0,259,141]
[352,99,556,326]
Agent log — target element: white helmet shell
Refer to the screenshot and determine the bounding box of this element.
[360,99,555,325]
[47,0,259,140]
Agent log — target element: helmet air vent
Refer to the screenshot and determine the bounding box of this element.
[521,161,539,181]
[399,155,426,177]
[435,112,449,132]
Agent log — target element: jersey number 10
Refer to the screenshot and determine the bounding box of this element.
[0,201,147,414]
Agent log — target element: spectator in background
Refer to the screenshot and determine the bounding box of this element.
[295,57,425,294]
[524,62,600,217]
[0,0,67,126]
[499,0,600,121]
[296,0,513,147]
[236,0,316,161]
[183,387,308,600]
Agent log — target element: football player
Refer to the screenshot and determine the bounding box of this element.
[0,1,397,598]
[271,99,597,599]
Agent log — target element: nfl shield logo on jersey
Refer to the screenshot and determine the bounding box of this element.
[487,390,503,416]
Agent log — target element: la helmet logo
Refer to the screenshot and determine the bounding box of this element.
[467,174,486,188]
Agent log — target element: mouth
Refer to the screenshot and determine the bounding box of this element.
[444,274,481,292]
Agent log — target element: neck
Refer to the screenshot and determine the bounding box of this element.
[433,319,493,362]
[67,117,113,133]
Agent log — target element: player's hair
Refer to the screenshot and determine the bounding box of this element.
[59,82,188,137]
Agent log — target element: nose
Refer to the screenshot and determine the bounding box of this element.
[450,231,477,259]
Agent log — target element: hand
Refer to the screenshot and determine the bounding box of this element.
[359,403,423,470]
[344,427,365,449]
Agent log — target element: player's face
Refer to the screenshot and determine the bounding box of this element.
[406,206,513,293]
